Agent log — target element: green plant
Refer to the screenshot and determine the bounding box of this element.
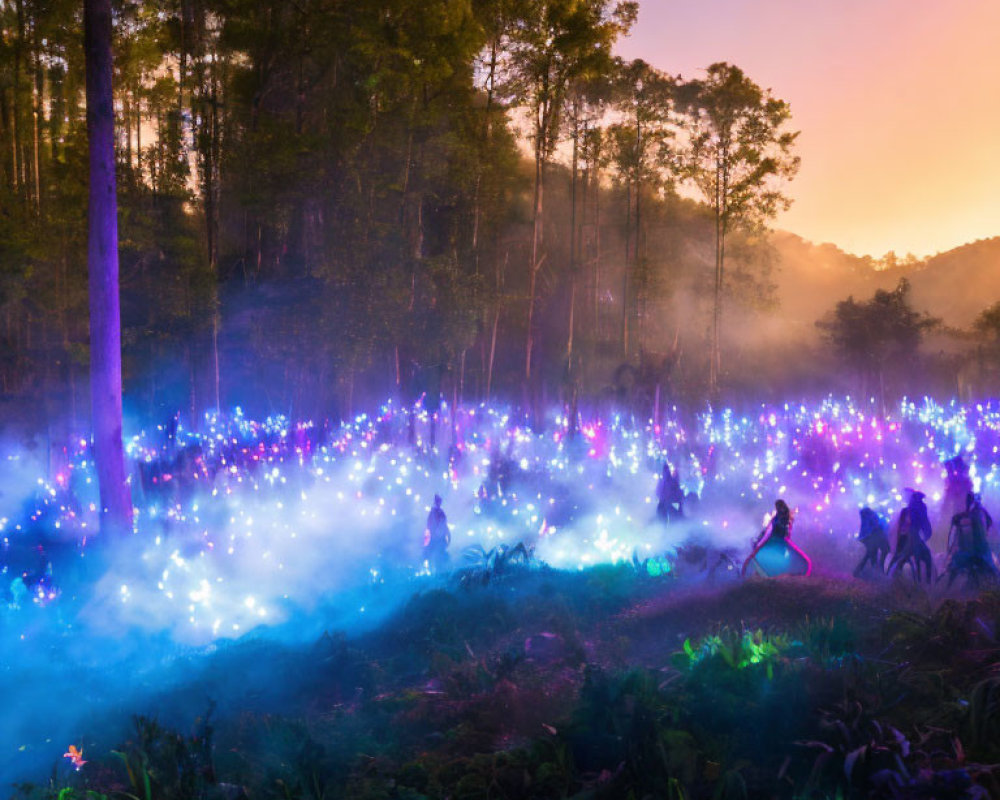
[631,549,674,578]
[110,711,217,800]
[794,615,857,663]
[113,748,152,800]
[678,627,792,679]
[967,676,1000,757]
[456,542,532,587]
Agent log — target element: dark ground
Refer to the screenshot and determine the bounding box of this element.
[10,564,1000,800]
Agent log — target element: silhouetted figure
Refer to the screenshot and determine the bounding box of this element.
[656,463,684,522]
[486,444,513,498]
[887,489,934,583]
[742,499,812,577]
[423,494,451,573]
[853,507,890,577]
[944,492,998,588]
[941,455,974,524]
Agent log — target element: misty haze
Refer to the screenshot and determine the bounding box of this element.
[1,2,999,800]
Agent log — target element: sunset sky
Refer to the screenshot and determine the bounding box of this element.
[617,0,1000,258]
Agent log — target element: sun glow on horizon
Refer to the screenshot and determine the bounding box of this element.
[618,0,1000,259]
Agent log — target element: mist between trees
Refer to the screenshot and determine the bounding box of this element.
[0,0,995,439]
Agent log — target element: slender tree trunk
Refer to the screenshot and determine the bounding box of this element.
[124,89,133,173]
[255,222,263,277]
[594,162,601,340]
[12,0,23,192]
[525,106,547,383]
[10,109,18,191]
[634,118,642,351]
[622,181,631,357]
[85,0,132,534]
[486,250,508,402]
[31,29,41,217]
[475,38,499,268]
[135,86,142,181]
[709,156,723,397]
[710,154,729,399]
[31,84,40,215]
[567,109,578,367]
[459,348,466,407]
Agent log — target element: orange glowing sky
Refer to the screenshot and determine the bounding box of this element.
[617,0,1000,258]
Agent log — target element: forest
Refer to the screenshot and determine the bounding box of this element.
[3,0,999,438]
[0,0,804,431]
[4,4,1000,799]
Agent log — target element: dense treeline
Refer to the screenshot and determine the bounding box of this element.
[1,0,805,429]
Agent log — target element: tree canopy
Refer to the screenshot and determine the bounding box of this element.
[7,0,941,429]
[818,279,939,404]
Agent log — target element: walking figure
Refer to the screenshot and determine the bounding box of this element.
[944,493,998,589]
[853,507,890,577]
[887,490,934,583]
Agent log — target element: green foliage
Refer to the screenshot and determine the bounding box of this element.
[674,61,799,393]
[57,791,110,800]
[111,711,217,800]
[817,278,939,401]
[569,667,697,796]
[678,627,792,679]
[793,615,857,664]
[678,62,800,231]
[16,576,1000,799]
[456,541,533,587]
[974,301,1000,342]
[0,0,823,411]
[967,676,1000,758]
[631,548,673,578]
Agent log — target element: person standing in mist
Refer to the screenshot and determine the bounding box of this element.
[423,494,451,573]
[656,463,684,522]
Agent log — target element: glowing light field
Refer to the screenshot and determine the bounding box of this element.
[3,396,1000,792]
[3,396,997,640]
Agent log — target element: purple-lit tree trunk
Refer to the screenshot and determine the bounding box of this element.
[85,0,132,535]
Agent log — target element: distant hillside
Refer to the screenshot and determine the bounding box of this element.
[769,233,1000,332]
[895,238,1000,328]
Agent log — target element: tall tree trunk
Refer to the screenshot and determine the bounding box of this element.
[634,118,642,352]
[486,250,508,402]
[10,104,18,190]
[135,84,142,181]
[710,154,729,399]
[593,161,601,340]
[525,110,546,383]
[85,0,132,535]
[566,109,578,367]
[622,181,631,357]
[473,36,499,277]
[709,157,722,398]
[12,0,24,192]
[31,27,41,217]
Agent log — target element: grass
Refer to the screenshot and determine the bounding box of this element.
[15,567,1000,800]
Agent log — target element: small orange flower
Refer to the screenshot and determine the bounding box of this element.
[63,745,86,771]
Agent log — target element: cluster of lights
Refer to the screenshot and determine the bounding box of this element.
[2,396,997,640]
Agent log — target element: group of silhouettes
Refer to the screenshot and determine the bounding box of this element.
[657,456,998,587]
[852,488,996,587]
[850,455,998,587]
[422,456,998,586]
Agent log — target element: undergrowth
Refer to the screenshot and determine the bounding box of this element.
[14,574,1000,800]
